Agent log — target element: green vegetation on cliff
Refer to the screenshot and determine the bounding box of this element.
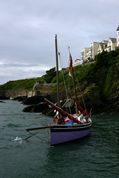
[0,77,42,90]
[0,49,119,112]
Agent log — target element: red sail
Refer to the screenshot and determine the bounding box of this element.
[69,53,73,77]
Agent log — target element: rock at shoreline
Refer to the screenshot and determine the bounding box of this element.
[22,95,53,105]
[23,102,49,113]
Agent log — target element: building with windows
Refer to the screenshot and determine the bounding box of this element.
[90,42,100,59]
[81,25,119,63]
[106,38,116,52]
[82,42,100,62]
[81,47,91,63]
[97,40,108,54]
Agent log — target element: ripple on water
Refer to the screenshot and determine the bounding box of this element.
[1,101,119,178]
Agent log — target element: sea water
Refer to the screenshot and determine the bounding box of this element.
[0,100,119,178]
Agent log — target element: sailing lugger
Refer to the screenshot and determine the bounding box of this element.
[44,98,92,145]
[26,35,92,145]
[44,35,92,145]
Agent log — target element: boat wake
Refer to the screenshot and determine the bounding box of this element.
[13,136,23,144]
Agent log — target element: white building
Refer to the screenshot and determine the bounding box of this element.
[116,26,119,47]
[82,42,100,63]
[90,42,100,59]
[81,25,119,64]
[81,47,91,63]
[97,38,117,54]
[106,38,116,52]
[97,40,108,54]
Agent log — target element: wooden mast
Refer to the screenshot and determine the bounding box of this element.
[55,34,60,106]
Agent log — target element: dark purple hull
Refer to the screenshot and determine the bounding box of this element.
[50,122,92,145]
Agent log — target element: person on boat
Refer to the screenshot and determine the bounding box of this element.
[82,110,89,117]
[58,114,65,124]
[72,113,83,123]
[72,110,88,123]
[53,110,59,124]
[64,116,73,126]
[82,110,90,122]
[53,110,64,125]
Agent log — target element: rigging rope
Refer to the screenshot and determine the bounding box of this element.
[58,49,87,114]
[68,46,87,113]
[58,52,72,114]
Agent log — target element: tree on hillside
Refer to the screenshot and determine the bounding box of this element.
[43,67,56,83]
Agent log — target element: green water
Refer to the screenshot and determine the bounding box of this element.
[0,100,119,178]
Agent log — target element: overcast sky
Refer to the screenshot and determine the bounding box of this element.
[0,0,119,84]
